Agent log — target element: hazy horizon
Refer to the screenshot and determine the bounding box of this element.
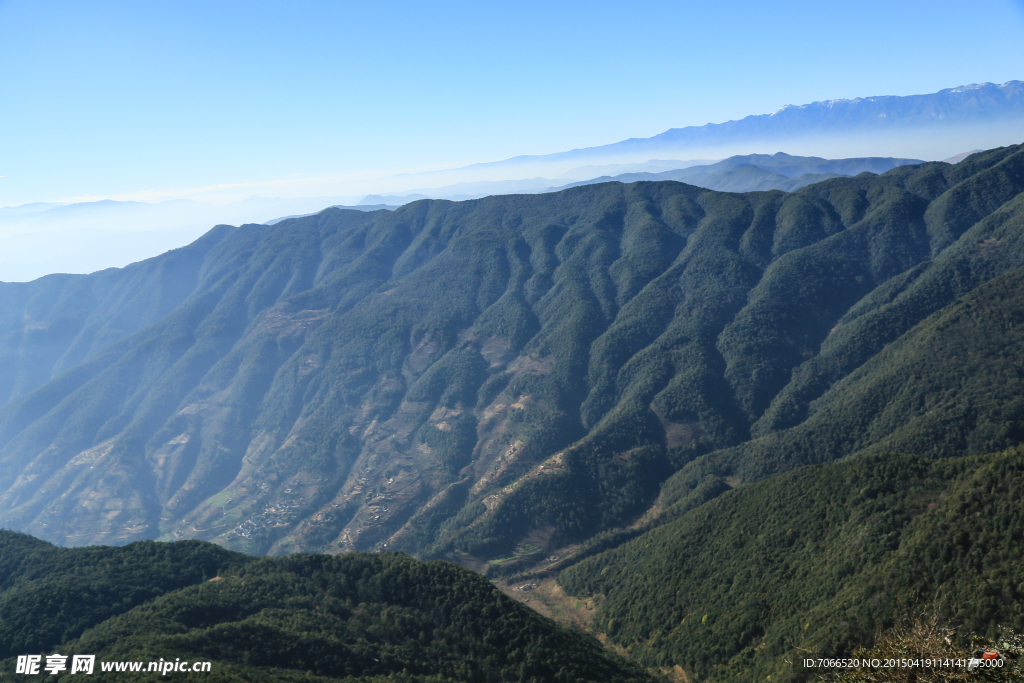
[3,0,1023,207]
[2,0,1023,281]
[2,85,1019,209]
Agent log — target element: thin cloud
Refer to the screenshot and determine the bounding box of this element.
[55,169,405,205]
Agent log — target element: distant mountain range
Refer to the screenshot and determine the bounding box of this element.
[359,153,927,205]
[444,81,1023,175]
[355,176,581,205]
[560,159,717,178]
[942,148,984,164]
[549,152,925,194]
[263,204,399,225]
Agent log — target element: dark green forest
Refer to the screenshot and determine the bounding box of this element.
[0,531,249,661]
[0,532,651,683]
[559,447,1024,683]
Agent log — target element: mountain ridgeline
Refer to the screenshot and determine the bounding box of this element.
[552,152,926,195]
[447,81,1023,174]
[1,143,1024,569]
[357,153,926,205]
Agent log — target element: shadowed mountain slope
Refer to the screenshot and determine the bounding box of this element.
[0,226,236,406]
[1,143,1023,566]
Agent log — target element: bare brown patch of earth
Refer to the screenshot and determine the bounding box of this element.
[510,394,531,410]
[406,334,443,373]
[973,236,1004,260]
[506,354,554,375]
[457,330,513,368]
[659,664,691,682]
[498,576,600,629]
[500,574,670,681]
[650,403,704,449]
[257,307,330,335]
[628,492,664,530]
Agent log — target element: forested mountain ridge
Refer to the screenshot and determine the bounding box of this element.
[0,531,651,683]
[1,143,1023,569]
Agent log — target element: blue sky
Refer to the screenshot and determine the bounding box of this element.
[1,0,1023,206]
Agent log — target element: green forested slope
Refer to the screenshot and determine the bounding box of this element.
[662,252,1024,510]
[754,146,1024,437]
[0,530,250,660]
[0,535,652,683]
[559,447,1024,683]
[0,143,1022,565]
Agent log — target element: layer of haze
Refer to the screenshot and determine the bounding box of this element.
[0,0,1022,281]
[3,0,1023,206]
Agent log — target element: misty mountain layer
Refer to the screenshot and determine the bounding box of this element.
[552,152,925,194]
[455,81,1024,171]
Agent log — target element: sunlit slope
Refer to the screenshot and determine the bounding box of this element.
[0,143,1022,559]
[559,446,1024,683]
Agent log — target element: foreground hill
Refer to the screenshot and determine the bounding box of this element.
[0,143,1023,565]
[0,531,651,683]
[0,531,249,661]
